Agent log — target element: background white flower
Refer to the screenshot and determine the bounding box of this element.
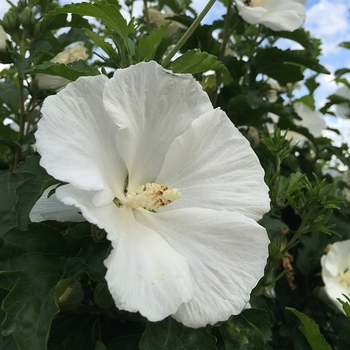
[36,43,88,91]
[35,61,270,328]
[321,240,350,313]
[334,85,350,119]
[267,102,326,145]
[0,25,8,52]
[236,0,306,32]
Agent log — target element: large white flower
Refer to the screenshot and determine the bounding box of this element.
[321,240,350,313]
[334,86,350,119]
[236,0,306,32]
[35,61,270,328]
[267,102,326,145]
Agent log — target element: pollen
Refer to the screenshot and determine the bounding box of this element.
[244,0,267,7]
[125,183,182,211]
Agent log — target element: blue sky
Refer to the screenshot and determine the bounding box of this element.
[1,0,350,136]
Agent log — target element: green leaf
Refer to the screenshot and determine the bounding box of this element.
[337,294,350,318]
[169,49,229,75]
[31,60,100,81]
[84,29,117,61]
[0,172,21,236]
[138,24,171,61]
[0,224,68,350]
[0,83,20,114]
[339,41,350,50]
[271,28,313,51]
[13,156,51,231]
[286,308,332,350]
[46,2,129,44]
[139,317,217,350]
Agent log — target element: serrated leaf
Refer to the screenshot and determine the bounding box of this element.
[138,23,170,61]
[169,49,229,75]
[84,29,117,61]
[0,224,68,350]
[286,308,332,350]
[139,317,217,350]
[46,2,129,44]
[31,60,100,81]
[13,156,51,231]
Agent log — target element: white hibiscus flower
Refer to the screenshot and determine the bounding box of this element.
[236,0,306,32]
[36,43,88,91]
[321,240,350,313]
[334,86,350,119]
[35,61,270,328]
[267,102,326,145]
[0,25,8,52]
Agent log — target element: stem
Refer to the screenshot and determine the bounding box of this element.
[143,0,151,33]
[162,0,217,67]
[211,0,233,106]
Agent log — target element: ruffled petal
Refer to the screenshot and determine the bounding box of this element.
[55,185,193,321]
[103,61,213,190]
[30,186,85,223]
[135,208,269,328]
[156,109,270,221]
[36,75,127,201]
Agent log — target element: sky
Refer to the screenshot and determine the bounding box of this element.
[0,0,350,139]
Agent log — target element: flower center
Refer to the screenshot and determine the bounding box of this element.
[339,268,350,287]
[124,183,182,211]
[244,0,267,7]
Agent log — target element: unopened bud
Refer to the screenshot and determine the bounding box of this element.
[2,9,19,33]
[19,7,36,28]
[55,279,85,311]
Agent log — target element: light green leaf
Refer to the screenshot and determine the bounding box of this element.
[31,60,100,81]
[169,49,229,75]
[287,308,332,350]
[138,23,170,61]
[46,2,129,44]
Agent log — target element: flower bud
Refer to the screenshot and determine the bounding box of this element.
[16,0,27,12]
[18,7,36,28]
[55,279,85,311]
[2,9,20,33]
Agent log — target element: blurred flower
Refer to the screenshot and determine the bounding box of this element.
[334,86,350,119]
[236,0,306,32]
[0,25,8,52]
[267,102,326,145]
[36,44,88,91]
[35,61,270,328]
[321,240,350,313]
[148,8,182,36]
[265,79,284,102]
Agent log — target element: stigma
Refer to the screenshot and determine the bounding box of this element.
[124,183,182,211]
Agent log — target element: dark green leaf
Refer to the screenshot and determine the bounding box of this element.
[0,83,20,114]
[13,156,51,231]
[286,308,332,350]
[0,224,68,350]
[139,317,217,350]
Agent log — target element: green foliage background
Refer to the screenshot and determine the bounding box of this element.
[1,0,350,349]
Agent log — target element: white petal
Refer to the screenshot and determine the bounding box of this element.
[135,208,269,328]
[36,75,127,201]
[103,61,213,190]
[55,184,193,321]
[29,186,85,223]
[335,86,350,119]
[156,109,270,221]
[236,0,306,32]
